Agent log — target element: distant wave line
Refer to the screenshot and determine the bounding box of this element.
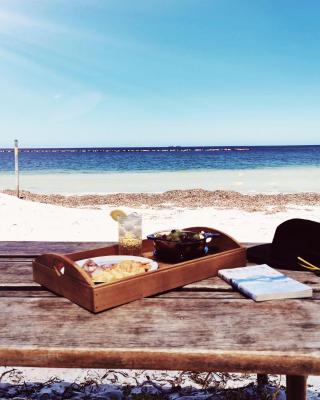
[0,146,252,153]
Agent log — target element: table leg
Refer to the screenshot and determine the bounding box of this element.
[286,375,307,400]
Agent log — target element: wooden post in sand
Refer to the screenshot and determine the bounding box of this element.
[14,139,20,198]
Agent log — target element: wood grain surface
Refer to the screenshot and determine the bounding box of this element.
[0,241,112,257]
[1,241,320,378]
[1,296,320,374]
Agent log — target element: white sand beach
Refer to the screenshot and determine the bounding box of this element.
[0,191,319,242]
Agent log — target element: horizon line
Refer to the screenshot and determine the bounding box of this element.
[0,144,319,151]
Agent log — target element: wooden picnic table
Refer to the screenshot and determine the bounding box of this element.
[1,241,320,400]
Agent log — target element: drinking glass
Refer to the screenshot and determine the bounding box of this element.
[118,213,142,256]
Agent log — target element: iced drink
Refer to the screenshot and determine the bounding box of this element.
[118,213,142,256]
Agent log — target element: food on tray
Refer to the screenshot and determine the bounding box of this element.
[147,229,220,262]
[82,258,112,278]
[82,259,104,274]
[154,229,205,242]
[78,258,151,284]
[110,209,127,221]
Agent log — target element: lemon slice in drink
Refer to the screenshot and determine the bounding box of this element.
[110,209,127,221]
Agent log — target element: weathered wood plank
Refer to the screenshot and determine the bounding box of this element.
[1,297,320,374]
[2,288,320,299]
[2,347,320,376]
[0,297,319,351]
[0,260,35,284]
[0,290,56,297]
[160,292,320,300]
[0,258,34,262]
[0,282,40,288]
[0,289,243,299]
[155,291,245,299]
[0,241,111,257]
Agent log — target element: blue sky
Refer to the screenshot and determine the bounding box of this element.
[0,0,320,147]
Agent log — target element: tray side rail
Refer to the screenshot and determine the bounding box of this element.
[33,253,95,311]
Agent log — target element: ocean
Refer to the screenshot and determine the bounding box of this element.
[1,145,320,172]
[0,145,319,193]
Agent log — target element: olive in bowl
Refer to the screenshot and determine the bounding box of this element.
[147,229,220,262]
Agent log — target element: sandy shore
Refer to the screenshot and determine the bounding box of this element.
[0,190,320,242]
[0,190,319,243]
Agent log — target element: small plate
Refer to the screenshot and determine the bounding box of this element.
[76,255,158,272]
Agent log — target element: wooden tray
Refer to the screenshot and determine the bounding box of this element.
[32,226,246,313]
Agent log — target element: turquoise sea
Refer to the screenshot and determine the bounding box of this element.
[0,145,319,193]
[0,145,319,172]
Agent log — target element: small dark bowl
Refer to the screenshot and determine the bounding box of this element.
[147,230,220,262]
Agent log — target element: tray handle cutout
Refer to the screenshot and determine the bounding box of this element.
[35,253,93,286]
